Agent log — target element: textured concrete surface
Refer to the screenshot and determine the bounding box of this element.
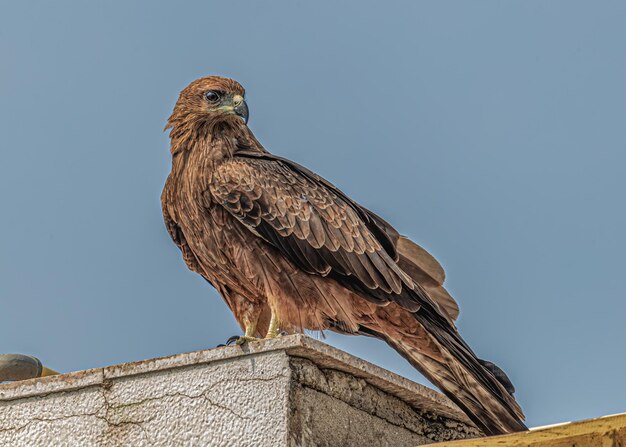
[288,358,477,446]
[0,334,479,446]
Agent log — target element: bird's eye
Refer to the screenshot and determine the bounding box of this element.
[205,91,221,103]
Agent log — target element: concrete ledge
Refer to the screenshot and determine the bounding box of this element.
[0,334,479,446]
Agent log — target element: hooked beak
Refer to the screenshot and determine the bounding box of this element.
[232,95,249,124]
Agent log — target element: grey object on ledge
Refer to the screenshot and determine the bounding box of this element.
[0,335,480,446]
[0,354,58,382]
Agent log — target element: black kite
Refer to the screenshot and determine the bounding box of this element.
[161,76,526,435]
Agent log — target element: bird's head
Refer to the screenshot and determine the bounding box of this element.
[166,76,249,130]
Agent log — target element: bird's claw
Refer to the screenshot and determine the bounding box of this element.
[216,335,248,347]
[225,335,240,346]
[218,329,286,348]
[221,335,261,346]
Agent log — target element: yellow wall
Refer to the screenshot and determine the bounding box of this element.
[433,413,626,447]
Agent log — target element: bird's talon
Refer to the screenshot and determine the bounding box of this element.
[225,335,241,346]
[222,334,260,346]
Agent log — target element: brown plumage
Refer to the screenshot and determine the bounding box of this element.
[161,76,527,435]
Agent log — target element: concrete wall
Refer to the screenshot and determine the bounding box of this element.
[0,335,479,447]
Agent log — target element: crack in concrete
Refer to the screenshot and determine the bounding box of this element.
[106,375,285,416]
[0,413,97,434]
[98,380,155,444]
[0,374,286,441]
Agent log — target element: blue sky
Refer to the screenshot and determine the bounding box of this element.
[1,1,625,428]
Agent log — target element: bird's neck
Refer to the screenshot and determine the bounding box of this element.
[167,114,265,158]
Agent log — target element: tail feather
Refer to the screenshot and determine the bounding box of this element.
[478,358,516,395]
[360,324,527,436]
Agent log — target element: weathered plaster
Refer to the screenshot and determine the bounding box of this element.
[0,335,479,446]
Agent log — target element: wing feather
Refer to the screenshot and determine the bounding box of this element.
[211,155,418,310]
